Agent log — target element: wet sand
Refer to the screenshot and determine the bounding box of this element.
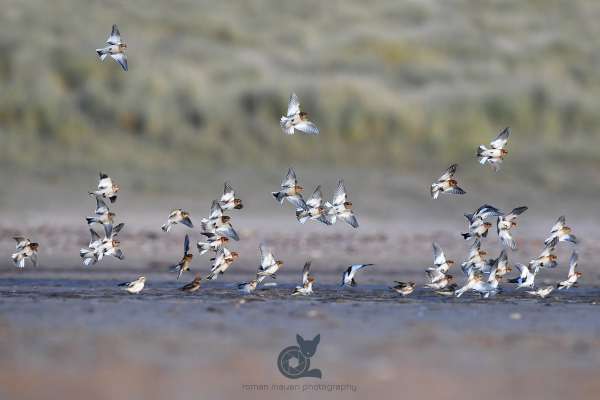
[1,216,600,400]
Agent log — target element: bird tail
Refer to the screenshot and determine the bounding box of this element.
[86,217,98,225]
[461,232,471,240]
[96,49,108,60]
[205,271,217,281]
[161,223,171,233]
[295,209,310,224]
[272,191,285,204]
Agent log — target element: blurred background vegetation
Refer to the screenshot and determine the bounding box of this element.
[1,0,600,194]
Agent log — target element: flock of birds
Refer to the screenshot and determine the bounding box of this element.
[8,25,584,299]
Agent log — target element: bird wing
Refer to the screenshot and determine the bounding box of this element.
[294,121,320,135]
[221,181,235,203]
[351,264,373,273]
[208,200,223,220]
[286,92,300,117]
[332,180,347,206]
[302,261,312,285]
[339,212,359,228]
[183,234,190,255]
[259,244,275,270]
[106,24,122,45]
[475,204,504,219]
[468,239,481,259]
[438,164,457,182]
[287,195,307,210]
[95,196,109,215]
[550,216,566,233]
[432,242,447,266]
[98,173,113,189]
[13,237,29,250]
[490,127,510,149]
[111,53,128,71]
[281,167,297,188]
[568,251,578,277]
[306,186,323,208]
[89,228,101,244]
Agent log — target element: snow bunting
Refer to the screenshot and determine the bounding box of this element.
[180,274,202,293]
[90,172,120,203]
[280,92,319,135]
[341,264,374,287]
[196,233,229,255]
[292,261,315,296]
[391,281,415,296]
[219,182,243,211]
[118,276,145,294]
[526,286,554,299]
[256,244,284,282]
[430,164,466,199]
[325,180,359,228]
[96,24,128,71]
[544,216,578,246]
[296,186,331,225]
[557,251,581,290]
[11,237,39,268]
[272,167,306,209]
[238,280,258,294]
[477,127,510,171]
[170,234,194,280]
[206,247,239,280]
[497,206,528,250]
[161,209,193,232]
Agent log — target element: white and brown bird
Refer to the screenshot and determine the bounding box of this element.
[118,276,145,294]
[430,164,466,199]
[461,239,488,276]
[206,247,239,281]
[477,127,511,171]
[509,263,538,289]
[80,223,125,266]
[341,264,374,287]
[292,261,315,296]
[96,24,128,71]
[529,237,559,270]
[462,205,503,240]
[256,244,284,283]
[427,242,455,279]
[200,201,239,241]
[390,281,416,297]
[526,286,554,299]
[280,92,319,135]
[425,273,453,290]
[325,180,359,228]
[180,274,202,293]
[557,251,581,290]
[170,234,194,280]
[11,237,39,268]
[296,186,331,225]
[488,249,512,277]
[272,167,306,209]
[90,172,120,203]
[219,182,243,211]
[544,216,578,246]
[497,206,528,250]
[161,209,193,232]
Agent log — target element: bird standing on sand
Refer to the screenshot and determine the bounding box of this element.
[170,235,193,280]
[161,209,194,232]
[544,216,578,246]
[90,172,120,203]
[96,24,128,71]
[341,264,374,287]
[557,251,581,290]
[325,180,359,228]
[391,281,415,297]
[180,274,202,293]
[280,93,319,135]
[497,206,528,250]
[218,182,243,211]
[477,127,511,171]
[272,167,306,209]
[118,276,145,294]
[430,164,466,199]
[292,261,315,296]
[11,237,39,268]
